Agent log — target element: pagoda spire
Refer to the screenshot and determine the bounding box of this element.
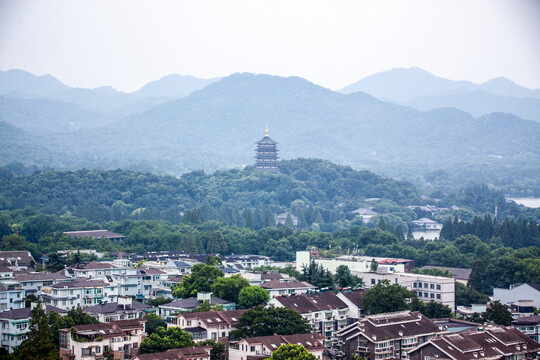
[265,121,269,137]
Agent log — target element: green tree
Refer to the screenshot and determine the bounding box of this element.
[205,255,222,266]
[49,306,99,345]
[211,275,250,303]
[144,313,167,336]
[17,302,58,360]
[238,286,270,308]
[192,300,223,312]
[455,282,489,307]
[206,230,228,254]
[421,301,453,319]
[363,280,416,314]
[484,301,513,326]
[146,296,173,307]
[231,306,311,339]
[172,263,224,298]
[334,265,363,288]
[268,344,317,360]
[369,259,378,272]
[139,327,195,354]
[46,252,67,272]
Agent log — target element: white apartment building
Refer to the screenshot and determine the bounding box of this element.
[0,303,66,353]
[0,283,25,312]
[13,271,72,295]
[352,270,455,310]
[59,319,146,360]
[84,296,156,323]
[296,251,412,274]
[259,279,317,298]
[112,267,168,300]
[169,309,247,342]
[40,278,118,310]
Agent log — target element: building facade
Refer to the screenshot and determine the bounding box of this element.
[254,124,279,173]
[229,333,326,360]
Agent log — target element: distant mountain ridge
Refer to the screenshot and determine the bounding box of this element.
[340,67,540,121]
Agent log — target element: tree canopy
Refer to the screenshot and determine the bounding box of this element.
[363,280,417,314]
[238,286,270,308]
[172,263,224,298]
[139,327,195,354]
[268,344,317,360]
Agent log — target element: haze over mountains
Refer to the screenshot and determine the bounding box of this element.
[340,67,540,121]
[0,68,539,193]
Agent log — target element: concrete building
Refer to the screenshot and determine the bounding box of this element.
[336,290,367,320]
[159,292,235,323]
[270,291,349,347]
[0,283,25,312]
[418,266,472,285]
[512,315,540,343]
[411,218,443,230]
[352,271,455,310]
[0,303,66,353]
[409,326,540,360]
[169,309,247,342]
[40,278,118,310]
[59,319,146,360]
[296,251,413,275]
[333,311,445,360]
[13,271,72,295]
[229,333,326,360]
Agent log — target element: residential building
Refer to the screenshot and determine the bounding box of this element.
[432,318,479,333]
[492,283,540,309]
[40,278,118,310]
[409,325,540,360]
[336,289,366,320]
[0,303,66,353]
[0,251,35,270]
[63,230,125,242]
[59,319,146,360]
[296,251,414,275]
[229,333,326,360]
[159,292,235,323]
[512,315,540,343]
[13,271,71,295]
[132,346,211,360]
[270,291,349,346]
[0,283,25,312]
[222,254,272,270]
[418,266,472,285]
[259,279,316,298]
[169,309,247,342]
[333,311,445,360]
[411,218,443,230]
[113,267,168,300]
[241,271,289,286]
[350,208,379,222]
[71,261,127,279]
[352,271,455,310]
[274,212,298,227]
[84,296,156,322]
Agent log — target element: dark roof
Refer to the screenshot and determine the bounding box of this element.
[51,278,110,288]
[416,326,540,360]
[177,309,247,327]
[0,251,35,267]
[528,283,540,291]
[84,301,153,314]
[0,305,66,320]
[259,271,283,281]
[134,346,211,360]
[340,290,366,308]
[14,271,70,281]
[256,136,278,145]
[260,280,314,289]
[419,266,472,281]
[138,267,166,275]
[512,315,540,325]
[337,311,442,342]
[78,261,116,270]
[63,230,124,240]
[275,292,348,313]
[161,296,231,310]
[240,333,324,352]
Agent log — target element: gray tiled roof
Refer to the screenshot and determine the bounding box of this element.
[0,305,66,320]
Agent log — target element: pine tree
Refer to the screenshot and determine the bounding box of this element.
[284,213,294,229]
[206,230,228,254]
[17,302,58,360]
[244,210,254,229]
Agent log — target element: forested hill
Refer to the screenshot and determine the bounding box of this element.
[0,159,418,226]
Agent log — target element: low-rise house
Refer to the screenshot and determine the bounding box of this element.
[333,311,445,360]
[350,208,378,222]
[492,283,540,309]
[169,309,247,342]
[0,303,66,353]
[113,267,168,300]
[274,212,299,227]
[336,289,366,320]
[260,279,316,298]
[59,319,146,360]
[409,325,540,360]
[132,346,211,360]
[63,230,125,242]
[159,292,235,323]
[242,271,288,286]
[512,315,540,343]
[270,291,349,346]
[84,296,156,322]
[0,283,25,312]
[229,333,326,360]
[222,254,272,270]
[0,251,35,270]
[71,261,127,279]
[41,278,118,310]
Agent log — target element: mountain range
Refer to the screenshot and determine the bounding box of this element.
[340,67,540,122]
[0,68,539,193]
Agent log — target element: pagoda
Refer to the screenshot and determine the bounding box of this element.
[255,123,280,173]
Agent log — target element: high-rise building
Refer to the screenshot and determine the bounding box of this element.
[255,124,279,173]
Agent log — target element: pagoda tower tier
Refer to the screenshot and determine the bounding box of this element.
[255,124,280,173]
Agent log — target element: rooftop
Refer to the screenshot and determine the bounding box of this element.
[63,230,125,240]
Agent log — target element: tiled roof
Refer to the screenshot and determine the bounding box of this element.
[63,230,124,240]
[161,296,231,310]
[260,280,314,290]
[177,309,247,327]
[138,267,166,275]
[79,261,116,270]
[134,346,211,360]
[419,266,472,281]
[275,291,348,314]
[0,251,35,267]
[0,305,66,320]
[240,332,325,352]
[14,272,70,281]
[84,301,153,314]
[51,278,110,288]
[340,290,366,308]
[512,314,540,325]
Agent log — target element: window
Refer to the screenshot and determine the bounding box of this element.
[82,348,91,356]
[413,282,417,288]
[436,285,441,290]
[251,346,255,352]
[424,292,429,298]
[424,283,428,288]
[430,293,434,299]
[371,279,376,285]
[436,294,441,299]
[430,284,434,289]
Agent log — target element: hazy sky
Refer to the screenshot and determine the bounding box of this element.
[1,0,539,92]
